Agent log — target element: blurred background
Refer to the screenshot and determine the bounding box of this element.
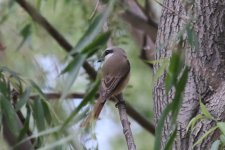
[0,0,161,149]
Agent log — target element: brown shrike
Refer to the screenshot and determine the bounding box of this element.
[81,47,130,126]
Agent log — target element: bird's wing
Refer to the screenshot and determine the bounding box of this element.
[100,60,130,102]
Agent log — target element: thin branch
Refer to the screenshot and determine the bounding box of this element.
[133,0,151,19]
[138,0,156,69]
[30,92,85,100]
[120,10,158,42]
[116,94,136,150]
[15,0,97,80]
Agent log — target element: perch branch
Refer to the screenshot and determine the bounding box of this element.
[116,94,136,150]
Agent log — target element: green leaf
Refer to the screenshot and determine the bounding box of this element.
[17,105,31,141]
[186,24,199,49]
[20,24,31,39]
[61,78,100,129]
[9,76,23,94]
[14,126,61,149]
[152,58,169,82]
[193,126,218,147]
[186,114,204,132]
[164,127,177,150]
[36,0,42,10]
[69,0,115,55]
[37,133,78,150]
[171,66,189,124]
[41,99,52,125]
[200,99,213,119]
[0,80,9,97]
[220,135,225,145]
[1,96,20,137]
[165,52,184,92]
[32,97,45,131]
[154,103,173,150]
[81,31,111,57]
[60,54,86,100]
[15,87,31,111]
[29,80,46,100]
[217,122,225,135]
[210,140,220,150]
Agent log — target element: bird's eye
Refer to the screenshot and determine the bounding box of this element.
[104,49,113,56]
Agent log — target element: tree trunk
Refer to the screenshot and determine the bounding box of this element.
[153,0,225,149]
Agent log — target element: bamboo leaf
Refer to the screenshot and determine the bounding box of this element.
[81,31,111,57]
[32,97,45,131]
[217,122,225,135]
[41,99,52,125]
[1,96,20,137]
[186,114,205,132]
[14,126,61,149]
[36,0,42,10]
[20,24,31,39]
[165,52,183,92]
[200,99,213,119]
[37,133,77,150]
[164,127,177,150]
[61,78,100,129]
[193,126,218,147]
[17,105,31,141]
[29,80,46,100]
[220,135,225,145]
[15,87,31,111]
[69,0,115,55]
[186,24,199,49]
[210,140,220,150]
[17,24,32,50]
[171,66,189,124]
[154,103,173,150]
[60,54,86,100]
[153,58,169,82]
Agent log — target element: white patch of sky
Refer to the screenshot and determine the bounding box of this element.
[35,55,61,89]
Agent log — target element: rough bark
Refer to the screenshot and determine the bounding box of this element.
[154,0,225,149]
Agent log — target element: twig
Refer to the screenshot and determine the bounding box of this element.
[30,92,86,100]
[116,94,136,150]
[9,89,34,149]
[133,0,151,19]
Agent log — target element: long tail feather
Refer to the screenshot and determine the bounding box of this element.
[80,98,106,127]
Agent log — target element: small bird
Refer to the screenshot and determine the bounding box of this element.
[81,47,130,127]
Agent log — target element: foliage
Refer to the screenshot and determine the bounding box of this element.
[0,66,58,148]
[186,99,225,150]
[0,0,113,149]
[154,50,189,150]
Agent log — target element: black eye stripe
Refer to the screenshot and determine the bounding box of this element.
[104,49,113,56]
